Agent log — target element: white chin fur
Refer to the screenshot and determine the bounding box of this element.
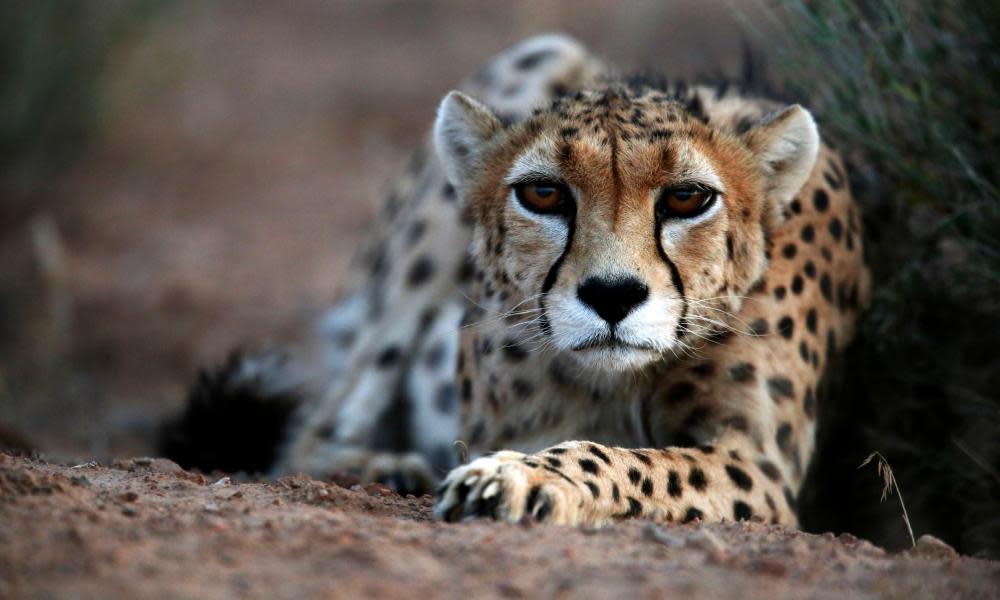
[566,345,661,372]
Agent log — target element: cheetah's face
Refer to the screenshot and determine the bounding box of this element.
[435,88,819,371]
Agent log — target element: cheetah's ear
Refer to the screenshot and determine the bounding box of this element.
[741,105,819,225]
[433,91,504,196]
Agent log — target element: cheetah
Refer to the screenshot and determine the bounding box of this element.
[162,34,869,527]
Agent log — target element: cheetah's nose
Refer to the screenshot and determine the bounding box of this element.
[576,276,649,326]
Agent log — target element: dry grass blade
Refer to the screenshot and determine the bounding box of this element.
[858,452,916,547]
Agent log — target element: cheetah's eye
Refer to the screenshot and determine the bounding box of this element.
[657,187,717,219]
[514,182,570,215]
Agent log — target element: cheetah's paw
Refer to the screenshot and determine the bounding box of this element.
[433,451,585,525]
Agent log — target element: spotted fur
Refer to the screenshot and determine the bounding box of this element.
[246,35,869,524]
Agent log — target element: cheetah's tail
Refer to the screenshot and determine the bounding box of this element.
[158,350,307,476]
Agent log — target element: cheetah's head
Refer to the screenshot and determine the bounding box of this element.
[434,86,819,372]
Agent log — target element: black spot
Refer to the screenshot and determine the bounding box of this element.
[512,379,534,398]
[628,467,641,485]
[436,383,457,413]
[631,451,653,466]
[682,506,704,523]
[406,220,427,246]
[804,260,816,279]
[515,48,555,71]
[800,224,815,243]
[804,387,816,419]
[705,328,734,345]
[666,381,697,404]
[589,445,611,464]
[806,309,818,333]
[525,484,543,515]
[725,465,753,491]
[546,456,562,468]
[691,361,715,377]
[791,275,804,295]
[461,377,473,403]
[777,316,794,339]
[641,478,654,496]
[774,286,787,300]
[442,182,457,201]
[733,500,753,521]
[776,423,793,451]
[781,243,797,259]
[813,189,829,212]
[624,497,643,518]
[750,319,769,336]
[729,362,756,383]
[549,363,572,387]
[726,234,735,260]
[721,415,749,432]
[501,340,528,362]
[828,217,843,241]
[682,407,712,433]
[549,447,567,455]
[406,256,436,287]
[799,341,809,363]
[789,199,802,214]
[423,342,447,371]
[837,282,850,310]
[560,126,579,138]
[768,377,795,401]
[579,458,599,475]
[824,170,843,190]
[376,346,402,368]
[585,481,600,498]
[688,468,708,491]
[612,483,621,503]
[758,461,781,482]
[846,231,855,251]
[820,273,833,302]
[667,470,683,497]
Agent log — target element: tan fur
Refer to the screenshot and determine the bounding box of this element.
[434,75,868,526]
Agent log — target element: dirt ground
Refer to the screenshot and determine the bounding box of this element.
[1,453,997,600]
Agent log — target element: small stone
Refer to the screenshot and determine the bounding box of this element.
[908,534,958,560]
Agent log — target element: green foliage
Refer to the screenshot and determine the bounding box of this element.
[0,0,169,205]
[747,0,1000,556]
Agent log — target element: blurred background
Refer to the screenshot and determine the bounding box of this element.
[0,0,752,458]
[1,1,997,557]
